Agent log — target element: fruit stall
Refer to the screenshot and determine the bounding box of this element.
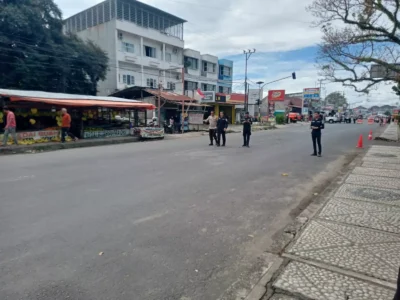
[0,89,156,145]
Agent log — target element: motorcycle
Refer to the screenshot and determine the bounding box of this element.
[163,121,174,134]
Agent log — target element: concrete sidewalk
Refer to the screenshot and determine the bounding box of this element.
[271,145,400,300]
[376,122,399,142]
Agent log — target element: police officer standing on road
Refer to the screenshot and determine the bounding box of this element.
[216,111,229,146]
[310,112,324,157]
[242,112,252,147]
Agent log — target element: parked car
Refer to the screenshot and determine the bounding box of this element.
[326,116,339,123]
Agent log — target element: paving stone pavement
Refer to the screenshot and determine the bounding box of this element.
[378,123,399,142]
[272,145,399,300]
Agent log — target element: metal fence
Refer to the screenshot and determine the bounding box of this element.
[64,0,184,40]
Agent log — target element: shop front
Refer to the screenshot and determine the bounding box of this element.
[202,92,236,124]
[0,89,156,145]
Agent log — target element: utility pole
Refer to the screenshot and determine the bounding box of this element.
[256,81,264,121]
[182,67,185,133]
[243,49,256,112]
[158,72,162,128]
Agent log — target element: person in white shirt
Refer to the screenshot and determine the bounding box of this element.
[204,111,218,146]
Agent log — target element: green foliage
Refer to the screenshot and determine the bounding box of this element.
[276,115,285,124]
[324,92,348,108]
[0,0,108,95]
[392,83,400,96]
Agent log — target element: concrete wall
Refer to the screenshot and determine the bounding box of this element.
[77,21,118,96]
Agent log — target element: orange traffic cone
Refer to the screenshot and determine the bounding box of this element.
[368,130,373,140]
[357,134,363,148]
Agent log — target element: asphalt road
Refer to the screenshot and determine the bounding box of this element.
[0,122,379,300]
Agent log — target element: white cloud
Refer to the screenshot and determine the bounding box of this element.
[56,0,321,55]
[233,59,400,107]
[55,0,399,107]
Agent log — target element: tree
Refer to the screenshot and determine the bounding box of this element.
[324,91,348,108]
[393,82,400,96]
[308,0,400,93]
[0,0,108,95]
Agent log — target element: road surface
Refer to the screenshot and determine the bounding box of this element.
[0,123,378,300]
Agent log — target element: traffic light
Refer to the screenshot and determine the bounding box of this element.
[292,72,296,80]
[256,99,261,106]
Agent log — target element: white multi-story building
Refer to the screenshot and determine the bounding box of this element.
[183,49,218,94]
[64,0,186,96]
[183,50,233,102]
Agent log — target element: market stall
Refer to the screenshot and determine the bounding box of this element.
[0,89,155,145]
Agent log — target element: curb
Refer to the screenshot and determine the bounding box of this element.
[0,137,141,155]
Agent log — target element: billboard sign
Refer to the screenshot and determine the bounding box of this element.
[268,90,285,101]
[303,88,320,101]
[201,91,215,103]
[370,64,400,79]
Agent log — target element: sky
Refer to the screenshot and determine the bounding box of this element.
[56,0,400,107]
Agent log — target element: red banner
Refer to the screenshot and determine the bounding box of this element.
[268,90,285,101]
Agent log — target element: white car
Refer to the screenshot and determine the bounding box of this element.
[326,116,338,123]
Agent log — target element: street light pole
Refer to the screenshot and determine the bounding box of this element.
[243,49,256,112]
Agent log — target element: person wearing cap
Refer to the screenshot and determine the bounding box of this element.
[2,106,18,146]
[310,111,324,157]
[204,111,218,146]
[242,112,252,147]
[216,111,229,146]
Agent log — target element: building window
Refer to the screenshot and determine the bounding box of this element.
[184,56,198,70]
[122,42,134,53]
[212,64,216,73]
[167,82,176,90]
[147,78,157,88]
[220,66,231,76]
[144,46,156,58]
[165,53,172,62]
[219,86,223,93]
[202,84,215,91]
[202,61,207,72]
[184,81,198,91]
[122,74,135,85]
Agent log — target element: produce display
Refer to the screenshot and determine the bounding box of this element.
[1,107,129,145]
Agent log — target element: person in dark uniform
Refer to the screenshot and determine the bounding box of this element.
[242,112,252,147]
[216,111,229,146]
[310,112,324,157]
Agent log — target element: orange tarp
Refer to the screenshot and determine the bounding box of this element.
[8,96,155,109]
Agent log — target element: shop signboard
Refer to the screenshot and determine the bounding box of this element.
[215,95,226,103]
[0,130,60,144]
[201,91,215,103]
[188,113,204,125]
[303,88,320,101]
[83,129,130,139]
[268,90,285,101]
[132,127,164,139]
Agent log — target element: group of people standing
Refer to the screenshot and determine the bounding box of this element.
[204,111,252,147]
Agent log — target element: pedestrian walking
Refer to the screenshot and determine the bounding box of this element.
[216,111,228,146]
[1,106,18,146]
[310,112,324,157]
[204,111,218,146]
[61,108,78,143]
[242,112,252,147]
